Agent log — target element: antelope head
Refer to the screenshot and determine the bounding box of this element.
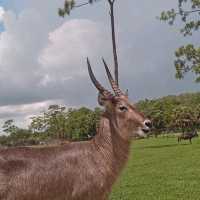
[87,58,151,140]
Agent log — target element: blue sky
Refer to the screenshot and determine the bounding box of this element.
[0,25,3,32]
[0,1,5,31]
[0,0,199,129]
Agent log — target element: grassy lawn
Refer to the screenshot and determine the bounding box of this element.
[110,136,200,200]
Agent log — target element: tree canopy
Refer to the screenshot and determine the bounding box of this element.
[160,0,200,82]
[0,92,199,146]
[137,92,200,134]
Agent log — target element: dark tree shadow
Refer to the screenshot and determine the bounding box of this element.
[142,144,179,149]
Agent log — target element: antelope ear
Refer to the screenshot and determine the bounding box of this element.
[98,93,105,106]
[98,93,107,106]
[98,93,114,107]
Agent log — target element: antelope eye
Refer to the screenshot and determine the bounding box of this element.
[119,106,128,112]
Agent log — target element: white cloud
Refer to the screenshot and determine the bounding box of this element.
[0,100,64,129]
[0,9,48,87]
[0,4,106,107]
[0,100,61,116]
[38,19,106,85]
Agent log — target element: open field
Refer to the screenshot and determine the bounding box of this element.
[110,135,200,200]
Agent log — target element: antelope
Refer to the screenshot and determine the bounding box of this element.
[178,130,198,144]
[0,58,151,200]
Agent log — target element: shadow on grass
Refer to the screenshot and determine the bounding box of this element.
[142,143,190,149]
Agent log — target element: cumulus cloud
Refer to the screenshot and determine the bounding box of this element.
[0,9,46,84]
[0,5,106,107]
[0,100,63,118]
[0,99,64,129]
[38,19,106,85]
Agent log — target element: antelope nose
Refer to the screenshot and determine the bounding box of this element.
[144,120,152,129]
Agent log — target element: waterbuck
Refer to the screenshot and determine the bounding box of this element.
[178,130,198,144]
[0,58,151,200]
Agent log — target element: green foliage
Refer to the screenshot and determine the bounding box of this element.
[160,0,200,36]
[66,107,101,140]
[30,116,47,133]
[170,105,197,131]
[29,105,102,141]
[160,9,177,25]
[159,0,200,81]
[30,105,71,139]
[44,105,68,138]
[1,120,39,146]
[137,92,200,134]
[175,44,200,82]
[58,0,99,17]
[0,106,102,146]
[58,0,75,16]
[110,137,200,200]
[2,119,19,135]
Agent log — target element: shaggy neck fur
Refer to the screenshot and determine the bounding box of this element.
[93,113,131,188]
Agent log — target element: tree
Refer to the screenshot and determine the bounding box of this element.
[66,107,101,140]
[59,0,120,85]
[159,0,200,82]
[1,120,35,146]
[29,105,68,139]
[29,105,102,141]
[137,92,200,134]
[170,106,196,132]
[2,119,19,135]
[44,105,68,139]
[29,116,47,134]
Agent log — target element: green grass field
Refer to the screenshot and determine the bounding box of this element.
[110,136,200,200]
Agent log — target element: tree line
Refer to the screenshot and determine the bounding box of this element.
[137,92,200,136]
[0,92,200,146]
[0,106,101,146]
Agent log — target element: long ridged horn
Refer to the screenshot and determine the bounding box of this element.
[87,58,113,98]
[102,58,124,96]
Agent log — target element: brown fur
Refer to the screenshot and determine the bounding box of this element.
[0,98,148,200]
[0,60,151,199]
